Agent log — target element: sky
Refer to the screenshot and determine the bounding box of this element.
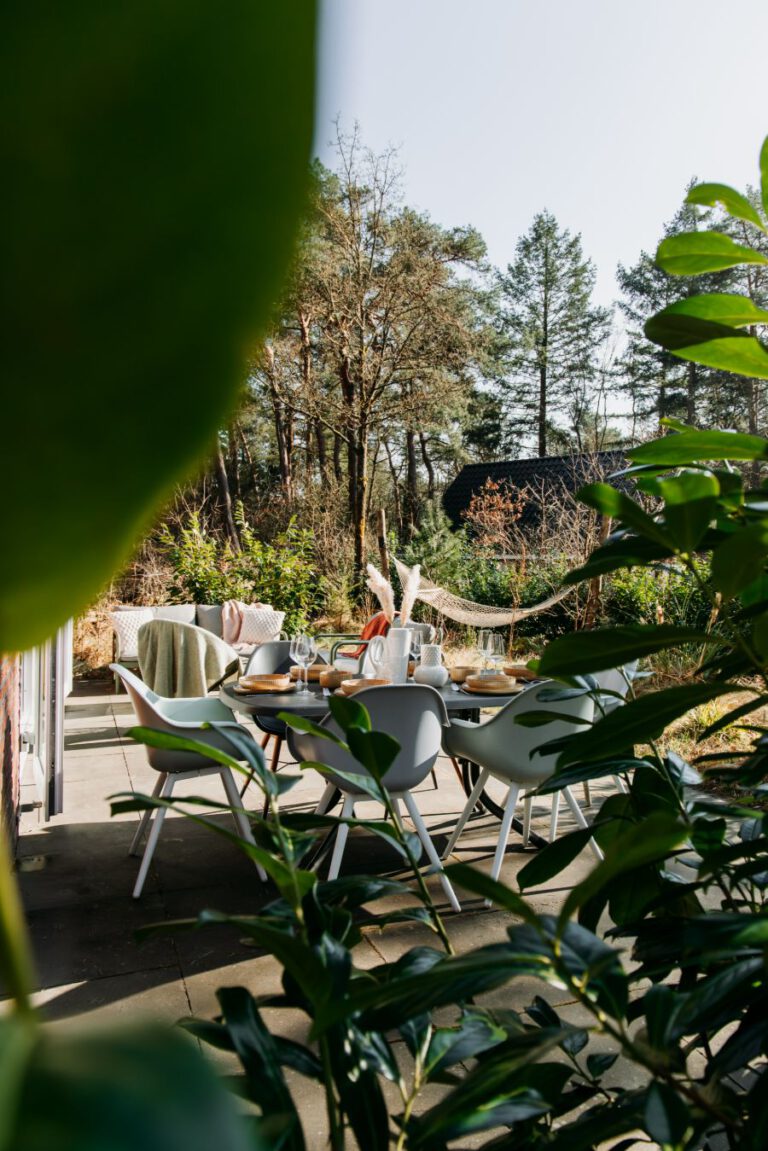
[316,0,768,309]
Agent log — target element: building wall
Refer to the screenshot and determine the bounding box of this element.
[0,655,20,848]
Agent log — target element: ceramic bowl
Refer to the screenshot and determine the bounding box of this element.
[319,668,346,690]
[464,673,516,692]
[449,665,475,683]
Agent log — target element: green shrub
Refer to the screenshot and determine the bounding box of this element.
[159,511,322,633]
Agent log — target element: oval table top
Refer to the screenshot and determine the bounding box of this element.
[219,679,530,720]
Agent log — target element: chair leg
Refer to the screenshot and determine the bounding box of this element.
[133,775,174,899]
[327,795,354,880]
[562,786,604,861]
[522,793,533,847]
[401,791,461,913]
[448,756,464,785]
[550,791,561,841]
[489,783,521,884]
[260,733,271,750]
[582,781,592,807]
[316,783,338,816]
[220,768,268,882]
[614,774,629,794]
[129,772,166,857]
[442,768,490,859]
[269,737,283,773]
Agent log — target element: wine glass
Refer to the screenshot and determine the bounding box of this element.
[488,633,506,674]
[289,634,299,681]
[410,630,422,665]
[294,633,314,694]
[476,628,492,674]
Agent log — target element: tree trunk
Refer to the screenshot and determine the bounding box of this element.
[404,428,418,533]
[376,508,389,576]
[419,432,435,501]
[227,423,241,503]
[333,433,343,483]
[383,440,403,534]
[264,345,293,500]
[538,363,547,456]
[686,362,697,425]
[214,439,240,550]
[316,419,328,480]
[582,514,611,628]
[352,428,368,588]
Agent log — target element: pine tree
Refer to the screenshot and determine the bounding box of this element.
[498,210,611,457]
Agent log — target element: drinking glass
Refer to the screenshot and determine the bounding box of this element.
[410,631,422,665]
[476,628,492,674]
[294,633,315,693]
[488,633,506,674]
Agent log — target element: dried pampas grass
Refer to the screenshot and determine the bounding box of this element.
[398,562,421,626]
[366,563,396,623]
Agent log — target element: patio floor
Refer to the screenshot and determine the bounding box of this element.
[11,677,631,1143]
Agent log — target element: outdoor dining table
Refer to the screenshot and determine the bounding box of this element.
[219,678,548,847]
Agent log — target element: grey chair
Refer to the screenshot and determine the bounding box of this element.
[442,683,602,887]
[287,684,461,912]
[111,664,266,897]
[242,641,327,779]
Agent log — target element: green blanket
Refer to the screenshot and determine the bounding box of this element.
[138,619,240,697]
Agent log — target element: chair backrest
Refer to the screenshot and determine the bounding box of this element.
[468,682,594,786]
[287,684,449,794]
[591,662,638,714]
[244,640,327,676]
[111,663,238,773]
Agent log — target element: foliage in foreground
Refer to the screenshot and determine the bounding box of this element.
[115,420,768,1150]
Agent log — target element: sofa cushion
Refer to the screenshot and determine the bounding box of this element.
[110,608,154,661]
[196,604,223,638]
[153,604,197,625]
[238,607,285,645]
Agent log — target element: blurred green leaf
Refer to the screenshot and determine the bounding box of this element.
[628,429,768,465]
[5,1022,254,1151]
[328,695,372,732]
[761,135,768,217]
[345,729,400,781]
[686,182,766,230]
[1,2,316,650]
[644,319,768,379]
[656,230,768,275]
[711,521,768,599]
[538,625,711,676]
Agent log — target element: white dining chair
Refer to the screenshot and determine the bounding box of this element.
[111,664,267,897]
[442,682,603,886]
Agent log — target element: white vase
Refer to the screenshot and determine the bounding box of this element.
[413,664,449,688]
[382,627,411,684]
[420,643,442,667]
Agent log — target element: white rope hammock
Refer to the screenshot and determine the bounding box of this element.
[394,557,573,628]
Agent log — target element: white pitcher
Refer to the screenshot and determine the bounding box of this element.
[382,627,411,684]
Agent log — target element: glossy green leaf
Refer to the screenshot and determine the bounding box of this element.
[628,429,768,465]
[643,1081,690,1147]
[658,471,719,550]
[549,683,737,767]
[424,1010,507,1077]
[1,3,316,651]
[558,814,689,928]
[328,694,371,732]
[444,864,541,926]
[517,828,597,891]
[653,292,768,328]
[5,1022,254,1151]
[345,728,400,781]
[216,988,305,1151]
[656,230,768,275]
[644,317,768,379]
[686,182,765,230]
[538,625,711,676]
[564,535,675,583]
[711,521,768,599]
[577,483,671,545]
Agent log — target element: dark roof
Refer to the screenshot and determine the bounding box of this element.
[443,450,628,531]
